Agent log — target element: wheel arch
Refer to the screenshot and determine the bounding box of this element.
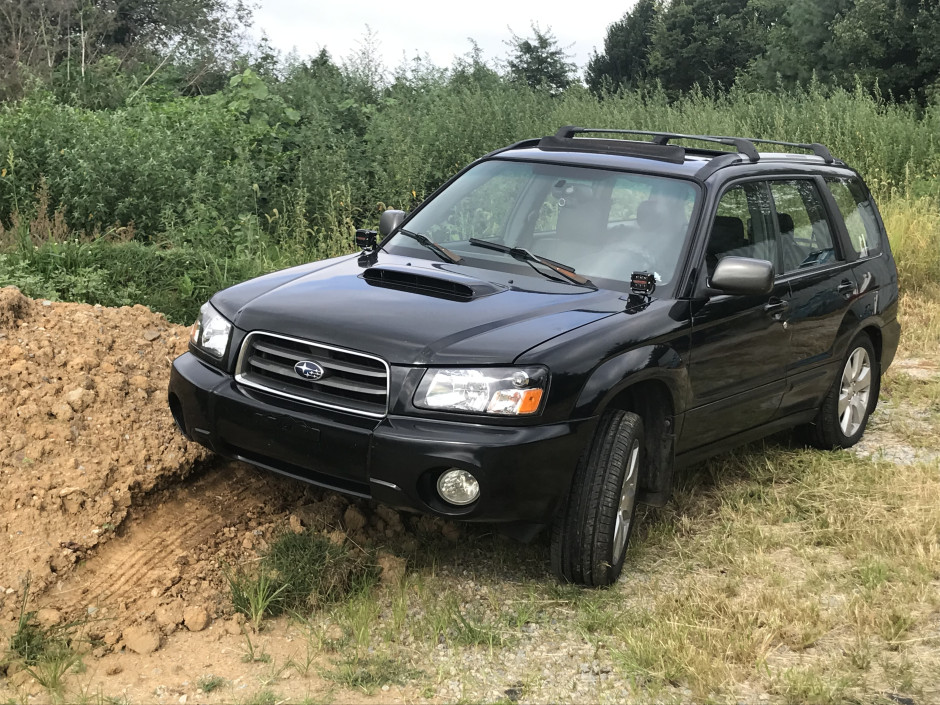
[860,323,883,366]
[575,345,682,507]
[602,379,677,507]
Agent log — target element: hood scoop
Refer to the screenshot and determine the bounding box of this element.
[362,264,504,301]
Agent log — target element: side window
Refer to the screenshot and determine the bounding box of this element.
[768,180,839,273]
[824,177,883,257]
[706,182,775,276]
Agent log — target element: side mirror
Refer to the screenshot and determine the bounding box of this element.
[379,209,407,237]
[710,256,774,295]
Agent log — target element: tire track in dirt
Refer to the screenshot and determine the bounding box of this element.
[44,461,302,614]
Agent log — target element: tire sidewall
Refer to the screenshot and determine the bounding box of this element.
[604,432,642,582]
[832,336,878,447]
[589,412,644,586]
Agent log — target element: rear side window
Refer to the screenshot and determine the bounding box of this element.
[824,177,883,257]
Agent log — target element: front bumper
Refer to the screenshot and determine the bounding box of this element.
[168,353,597,523]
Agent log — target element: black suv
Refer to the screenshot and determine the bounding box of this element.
[169,127,900,586]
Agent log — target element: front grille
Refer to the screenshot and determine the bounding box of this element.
[235,332,389,417]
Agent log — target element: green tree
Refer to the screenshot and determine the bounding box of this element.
[504,23,576,95]
[830,0,935,100]
[745,0,853,89]
[586,0,660,94]
[646,0,782,93]
[0,0,251,101]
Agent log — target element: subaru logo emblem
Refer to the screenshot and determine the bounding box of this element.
[294,360,324,380]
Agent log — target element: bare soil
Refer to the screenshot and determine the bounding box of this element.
[0,286,208,601]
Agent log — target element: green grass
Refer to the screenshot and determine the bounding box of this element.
[224,529,378,632]
[323,655,420,695]
[196,674,227,693]
[225,567,287,630]
[262,531,378,613]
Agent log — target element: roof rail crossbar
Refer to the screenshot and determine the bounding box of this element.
[744,137,834,163]
[555,126,760,161]
[554,126,835,164]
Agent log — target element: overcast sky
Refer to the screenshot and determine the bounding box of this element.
[251,1,634,76]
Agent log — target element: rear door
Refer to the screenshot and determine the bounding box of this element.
[768,178,855,417]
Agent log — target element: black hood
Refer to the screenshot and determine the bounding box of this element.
[211,253,625,365]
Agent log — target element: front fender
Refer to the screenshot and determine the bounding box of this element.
[572,344,688,419]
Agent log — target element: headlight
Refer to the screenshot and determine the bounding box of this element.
[190,302,232,358]
[415,367,548,415]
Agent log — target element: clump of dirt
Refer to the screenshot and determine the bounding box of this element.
[0,286,208,599]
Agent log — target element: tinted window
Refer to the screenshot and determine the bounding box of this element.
[824,177,883,257]
[706,182,775,275]
[768,180,839,273]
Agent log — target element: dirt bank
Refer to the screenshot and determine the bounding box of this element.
[0,286,208,603]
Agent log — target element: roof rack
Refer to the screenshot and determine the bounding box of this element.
[552,126,834,164]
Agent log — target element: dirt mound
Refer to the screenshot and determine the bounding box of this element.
[0,287,208,602]
[0,287,460,654]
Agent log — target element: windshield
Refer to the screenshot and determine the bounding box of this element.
[383,159,699,289]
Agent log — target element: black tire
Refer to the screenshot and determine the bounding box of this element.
[808,334,879,449]
[551,410,644,587]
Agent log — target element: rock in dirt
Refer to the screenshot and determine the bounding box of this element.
[155,601,184,629]
[183,605,209,632]
[343,505,367,532]
[224,615,245,635]
[376,552,406,585]
[35,608,63,628]
[124,624,162,655]
[0,287,28,327]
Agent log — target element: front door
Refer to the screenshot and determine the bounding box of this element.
[682,181,791,451]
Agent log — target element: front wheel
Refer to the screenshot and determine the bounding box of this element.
[808,334,879,449]
[551,410,644,587]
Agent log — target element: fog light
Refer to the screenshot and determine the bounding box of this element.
[436,469,480,506]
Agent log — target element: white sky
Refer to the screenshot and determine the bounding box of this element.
[251,1,635,77]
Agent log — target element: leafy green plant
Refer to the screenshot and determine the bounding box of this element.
[224,566,287,630]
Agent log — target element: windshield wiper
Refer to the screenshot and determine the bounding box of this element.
[468,238,596,289]
[397,229,463,264]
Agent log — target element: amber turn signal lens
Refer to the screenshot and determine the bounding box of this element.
[517,389,543,414]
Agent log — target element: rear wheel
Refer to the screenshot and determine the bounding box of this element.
[809,334,879,449]
[551,410,643,587]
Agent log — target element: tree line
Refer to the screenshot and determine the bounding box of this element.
[587,0,940,103]
[3,1,938,108]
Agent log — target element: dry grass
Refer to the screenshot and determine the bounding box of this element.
[881,196,940,295]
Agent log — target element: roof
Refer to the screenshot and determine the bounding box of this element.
[491,127,847,181]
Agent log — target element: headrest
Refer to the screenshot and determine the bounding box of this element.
[777,213,795,234]
[637,198,688,231]
[552,180,594,207]
[708,215,746,253]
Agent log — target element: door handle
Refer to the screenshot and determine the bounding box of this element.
[763,298,789,319]
[837,279,856,298]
